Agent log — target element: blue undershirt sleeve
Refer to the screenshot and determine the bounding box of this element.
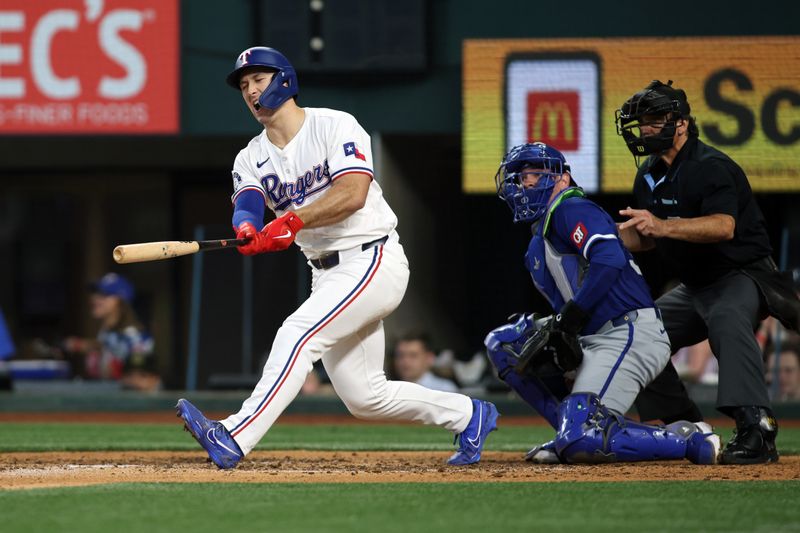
[232,189,266,229]
[572,261,622,312]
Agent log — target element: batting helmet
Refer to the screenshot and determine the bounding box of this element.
[226,46,298,110]
[615,80,691,158]
[495,142,570,223]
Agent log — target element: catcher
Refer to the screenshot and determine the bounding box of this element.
[485,142,720,464]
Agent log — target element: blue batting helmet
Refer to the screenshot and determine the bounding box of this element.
[495,142,570,223]
[226,46,298,110]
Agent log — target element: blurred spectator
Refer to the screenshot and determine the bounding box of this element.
[0,307,13,361]
[755,316,781,356]
[766,341,800,402]
[757,268,800,358]
[672,339,718,386]
[0,307,13,390]
[453,350,489,391]
[300,363,335,396]
[392,332,458,393]
[63,273,160,392]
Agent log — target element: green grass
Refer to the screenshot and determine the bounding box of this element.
[1,482,798,533]
[2,422,800,454]
[0,422,548,452]
[2,422,799,533]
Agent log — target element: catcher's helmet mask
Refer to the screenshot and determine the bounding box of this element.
[496,142,571,223]
[227,46,298,110]
[615,79,691,161]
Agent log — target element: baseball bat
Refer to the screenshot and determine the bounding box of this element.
[113,238,250,264]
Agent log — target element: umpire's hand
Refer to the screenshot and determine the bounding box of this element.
[619,207,667,238]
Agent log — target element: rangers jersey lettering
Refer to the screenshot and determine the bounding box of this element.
[230,107,397,257]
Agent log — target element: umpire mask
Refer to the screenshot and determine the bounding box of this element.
[615,80,690,159]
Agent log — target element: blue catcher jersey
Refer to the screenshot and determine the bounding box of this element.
[524,189,655,335]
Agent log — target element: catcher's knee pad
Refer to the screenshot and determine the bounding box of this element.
[486,316,561,428]
[555,393,688,463]
[484,314,535,378]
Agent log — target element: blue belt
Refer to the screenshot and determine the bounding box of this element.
[597,307,662,334]
[309,236,389,270]
[609,310,638,328]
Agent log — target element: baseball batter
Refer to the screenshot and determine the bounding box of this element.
[176,46,497,468]
[485,142,721,464]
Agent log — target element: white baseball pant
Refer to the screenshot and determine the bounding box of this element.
[221,233,473,454]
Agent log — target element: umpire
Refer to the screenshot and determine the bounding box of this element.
[615,80,800,464]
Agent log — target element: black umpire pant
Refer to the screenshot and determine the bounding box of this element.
[635,270,770,421]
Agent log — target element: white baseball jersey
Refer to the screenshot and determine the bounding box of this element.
[230,107,397,258]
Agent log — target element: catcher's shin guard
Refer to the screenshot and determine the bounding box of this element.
[554,393,691,463]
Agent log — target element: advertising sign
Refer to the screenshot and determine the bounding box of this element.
[464,37,800,193]
[0,0,179,134]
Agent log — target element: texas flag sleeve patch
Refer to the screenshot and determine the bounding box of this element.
[343,141,366,162]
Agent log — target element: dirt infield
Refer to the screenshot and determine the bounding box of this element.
[1,451,798,489]
[2,413,799,489]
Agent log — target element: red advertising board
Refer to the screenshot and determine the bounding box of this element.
[0,0,179,134]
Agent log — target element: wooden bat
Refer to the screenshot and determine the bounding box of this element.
[113,238,250,264]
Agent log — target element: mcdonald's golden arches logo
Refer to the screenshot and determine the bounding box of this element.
[526,92,579,151]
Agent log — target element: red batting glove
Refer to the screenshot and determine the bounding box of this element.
[235,221,266,256]
[260,212,305,252]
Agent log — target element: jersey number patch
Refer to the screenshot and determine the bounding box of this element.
[571,222,588,248]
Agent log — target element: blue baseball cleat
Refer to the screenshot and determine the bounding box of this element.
[176,398,243,469]
[447,399,499,465]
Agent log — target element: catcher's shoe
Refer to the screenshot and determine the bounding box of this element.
[524,439,561,464]
[665,420,713,439]
[176,398,243,469]
[447,399,499,465]
[685,430,722,465]
[721,406,779,464]
[665,420,720,465]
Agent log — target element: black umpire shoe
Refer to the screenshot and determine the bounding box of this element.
[721,406,779,464]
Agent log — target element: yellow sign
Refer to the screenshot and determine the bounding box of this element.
[463,37,800,193]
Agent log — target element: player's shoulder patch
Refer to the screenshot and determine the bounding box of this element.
[343,141,367,162]
[232,171,243,187]
[554,198,606,250]
[570,221,588,248]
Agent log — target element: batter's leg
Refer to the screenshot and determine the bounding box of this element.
[323,319,473,432]
[221,244,407,454]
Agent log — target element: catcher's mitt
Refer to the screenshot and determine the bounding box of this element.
[514,316,584,375]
